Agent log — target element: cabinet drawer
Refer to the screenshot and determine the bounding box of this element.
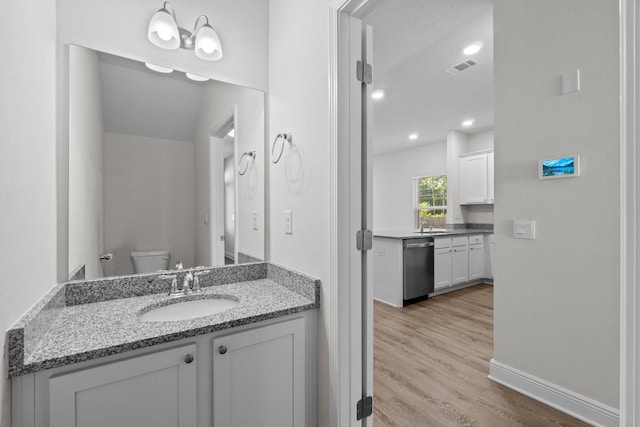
[468,235,483,245]
[452,236,468,247]
[434,238,452,249]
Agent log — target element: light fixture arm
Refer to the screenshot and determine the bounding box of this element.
[179,15,209,50]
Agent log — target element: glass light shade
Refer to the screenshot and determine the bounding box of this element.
[186,73,209,82]
[145,63,174,73]
[148,9,180,50]
[194,24,223,61]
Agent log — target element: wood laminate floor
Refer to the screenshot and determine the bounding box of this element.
[373,285,591,427]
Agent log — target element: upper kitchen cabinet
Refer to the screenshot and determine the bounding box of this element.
[460,151,494,204]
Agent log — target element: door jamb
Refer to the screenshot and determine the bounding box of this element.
[619,0,638,425]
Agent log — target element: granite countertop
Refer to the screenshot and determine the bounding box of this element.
[374,228,493,239]
[7,262,320,377]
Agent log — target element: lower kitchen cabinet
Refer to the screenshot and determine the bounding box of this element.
[434,245,452,290]
[212,317,305,427]
[451,240,469,285]
[468,235,485,281]
[49,345,197,427]
[12,312,316,427]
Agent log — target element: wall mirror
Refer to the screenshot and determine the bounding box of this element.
[66,45,265,280]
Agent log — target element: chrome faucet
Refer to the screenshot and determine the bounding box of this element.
[420,221,426,233]
[182,271,194,295]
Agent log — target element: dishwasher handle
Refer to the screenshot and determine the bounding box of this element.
[405,242,434,249]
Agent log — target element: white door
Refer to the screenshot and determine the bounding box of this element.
[210,137,225,266]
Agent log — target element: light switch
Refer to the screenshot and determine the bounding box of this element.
[562,69,580,95]
[284,210,292,235]
[513,220,536,240]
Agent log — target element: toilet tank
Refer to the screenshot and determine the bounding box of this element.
[130,250,170,274]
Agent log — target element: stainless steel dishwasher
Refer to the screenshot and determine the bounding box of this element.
[403,238,435,301]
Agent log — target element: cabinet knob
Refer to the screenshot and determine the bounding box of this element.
[184,354,194,364]
[218,345,228,355]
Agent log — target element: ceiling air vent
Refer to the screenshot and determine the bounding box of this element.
[446,58,479,76]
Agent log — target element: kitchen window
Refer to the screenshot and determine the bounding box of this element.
[414,175,447,228]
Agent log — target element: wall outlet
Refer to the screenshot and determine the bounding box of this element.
[252,211,258,231]
[284,210,292,235]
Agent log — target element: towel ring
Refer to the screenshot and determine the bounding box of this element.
[272,133,292,164]
[238,151,256,176]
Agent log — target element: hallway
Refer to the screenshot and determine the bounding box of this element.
[373,285,590,426]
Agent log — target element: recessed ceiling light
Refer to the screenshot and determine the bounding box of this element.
[462,119,475,127]
[186,73,209,82]
[372,90,385,100]
[409,133,419,140]
[227,129,235,138]
[463,42,483,55]
[145,63,174,73]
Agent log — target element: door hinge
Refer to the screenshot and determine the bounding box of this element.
[356,396,373,420]
[356,60,373,84]
[356,230,373,251]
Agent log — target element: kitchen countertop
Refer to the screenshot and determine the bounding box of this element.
[374,228,493,239]
[7,262,319,377]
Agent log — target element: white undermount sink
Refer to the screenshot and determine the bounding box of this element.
[139,296,239,322]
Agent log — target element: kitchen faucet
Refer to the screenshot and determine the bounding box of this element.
[420,221,426,233]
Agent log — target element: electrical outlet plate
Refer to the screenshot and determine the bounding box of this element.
[284,210,292,235]
[252,211,258,231]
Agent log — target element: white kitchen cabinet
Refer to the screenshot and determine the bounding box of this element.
[468,235,485,281]
[434,237,468,289]
[434,244,452,290]
[451,237,469,284]
[460,151,494,204]
[49,344,197,427]
[487,152,495,203]
[212,318,305,427]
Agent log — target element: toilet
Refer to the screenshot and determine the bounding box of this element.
[130,250,170,273]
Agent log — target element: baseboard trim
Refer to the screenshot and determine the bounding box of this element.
[488,359,619,427]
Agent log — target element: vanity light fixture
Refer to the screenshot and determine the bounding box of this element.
[462,119,475,127]
[463,42,483,55]
[148,2,223,61]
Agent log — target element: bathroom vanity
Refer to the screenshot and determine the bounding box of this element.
[9,263,319,427]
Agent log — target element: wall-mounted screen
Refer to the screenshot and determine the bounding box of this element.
[539,155,580,179]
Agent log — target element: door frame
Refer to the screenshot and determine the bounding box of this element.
[619,0,638,425]
[329,0,639,426]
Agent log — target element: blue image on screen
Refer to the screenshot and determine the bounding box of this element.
[542,157,575,177]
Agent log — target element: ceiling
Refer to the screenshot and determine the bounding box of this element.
[360,0,494,156]
[98,52,204,143]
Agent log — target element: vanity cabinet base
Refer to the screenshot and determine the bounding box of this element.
[11,311,317,427]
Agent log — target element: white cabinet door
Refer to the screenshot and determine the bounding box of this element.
[212,317,305,427]
[487,152,495,203]
[434,247,452,290]
[451,245,469,284]
[460,154,489,204]
[468,243,485,280]
[49,344,197,427]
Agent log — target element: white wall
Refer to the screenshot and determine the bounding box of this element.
[68,45,104,279]
[57,0,269,91]
[373,142,447,231]
[468,129,494,152]
[268,1,332,424]
[103,133,195,275]
[194,80,265,266]
[494,0,619,408]
[0,0,57,425]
